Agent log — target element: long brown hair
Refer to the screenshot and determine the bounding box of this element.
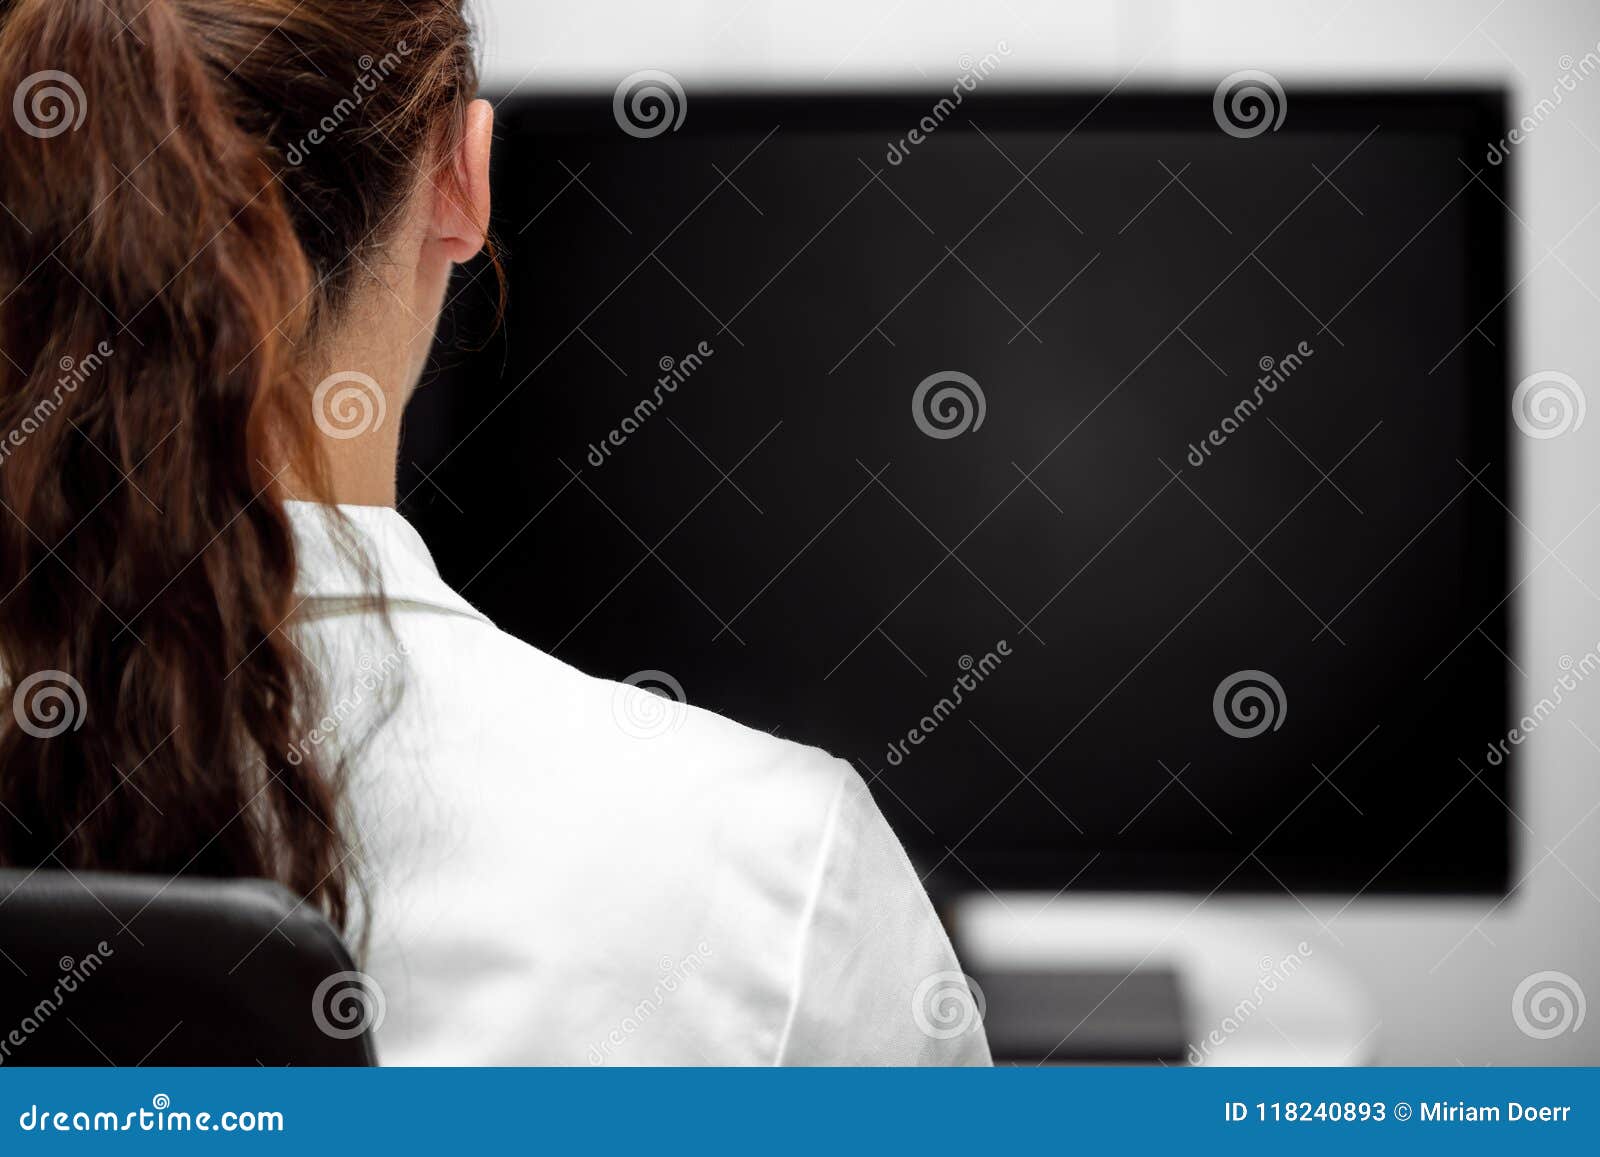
[0,0,479,931]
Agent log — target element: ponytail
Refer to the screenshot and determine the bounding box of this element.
[0,0,352,923]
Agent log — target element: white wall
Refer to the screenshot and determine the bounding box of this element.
[473,0,1600,1063]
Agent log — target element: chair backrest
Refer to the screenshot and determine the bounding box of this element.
[0,870,377,1066]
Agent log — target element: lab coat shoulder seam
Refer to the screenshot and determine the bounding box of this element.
[770,759,851,1066]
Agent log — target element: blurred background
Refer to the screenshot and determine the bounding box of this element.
[451,0,1600,1064]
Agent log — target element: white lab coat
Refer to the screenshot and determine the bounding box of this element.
[286,501,991,1066]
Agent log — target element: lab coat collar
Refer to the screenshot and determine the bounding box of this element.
[286,501,493,625]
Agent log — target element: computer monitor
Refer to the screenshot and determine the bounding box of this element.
[401,88,1511,896]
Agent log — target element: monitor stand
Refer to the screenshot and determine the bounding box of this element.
[974,965,1189,1063]
[950,894,1378,1066]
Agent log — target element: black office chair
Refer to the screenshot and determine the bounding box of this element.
[0,869,377,1065]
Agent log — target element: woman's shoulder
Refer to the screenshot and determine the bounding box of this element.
[332,603,857,852]
[317,607,986,1065]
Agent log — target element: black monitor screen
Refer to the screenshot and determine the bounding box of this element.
[402,89,1512,896]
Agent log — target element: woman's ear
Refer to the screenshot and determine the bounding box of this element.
[433,98,494,263]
